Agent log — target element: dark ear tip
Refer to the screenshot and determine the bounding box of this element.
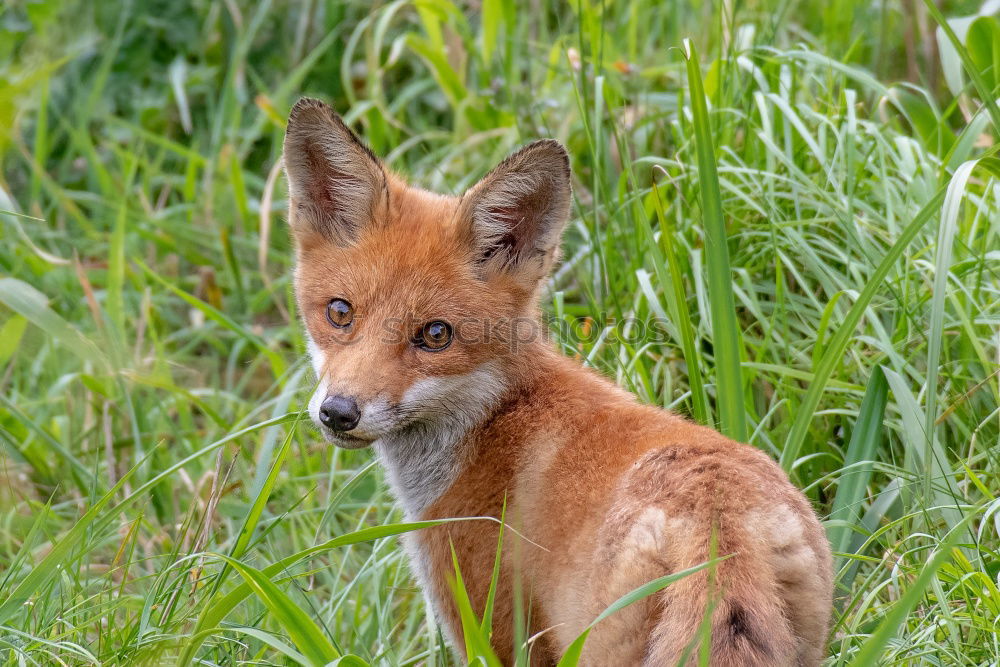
[524,139,571,176]
[526,138,568,154]
[288,97,339,127]
[530,138,567,150]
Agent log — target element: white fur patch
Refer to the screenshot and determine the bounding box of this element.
[625,507,669,555]
[305,335,326,376]
[305,345,505,515]
[305,335,329,428]
[374,362,506,519]
[751,504,815,584]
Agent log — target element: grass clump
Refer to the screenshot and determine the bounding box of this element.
[1,0,998,664]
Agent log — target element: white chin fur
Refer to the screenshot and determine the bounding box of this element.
[375,362,506,519]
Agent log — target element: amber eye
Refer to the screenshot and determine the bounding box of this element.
[326,298,353,328]
[416,320,452,351]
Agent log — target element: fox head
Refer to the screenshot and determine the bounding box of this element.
[283,98,571,448]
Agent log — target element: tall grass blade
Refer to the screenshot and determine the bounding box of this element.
[448,542,502,666]
[480,498,507,635]
[922,157,999,501]
[648,179,710,423]
[681,39,747,442]
[827,366,888,568]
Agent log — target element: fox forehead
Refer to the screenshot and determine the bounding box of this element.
[293,183,523,325]
[295,230,483,323]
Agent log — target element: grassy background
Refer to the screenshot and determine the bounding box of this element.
[1,0,999,664]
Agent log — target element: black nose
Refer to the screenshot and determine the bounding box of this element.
[318,395,361,432]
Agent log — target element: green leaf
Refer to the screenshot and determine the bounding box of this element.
[647,180,710,424]
[480,497,506,636]
[448,542,502,666]
[0,394,96,493]
[329,656,372,667]
[924,0,1000,132]
[405,34,467,107]
[0,278,106,369]
[886,86,954,157]
[0,313,27,365]
[480,0,502,62]
[921,158,983,502]
[967,17,1000,93]
[213,555,340,666]
[227,626,310,665]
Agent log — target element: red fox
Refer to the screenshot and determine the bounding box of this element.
[282,98,833,666]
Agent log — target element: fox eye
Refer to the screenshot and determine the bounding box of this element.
[416,320,452,351]
[326,298,354,328]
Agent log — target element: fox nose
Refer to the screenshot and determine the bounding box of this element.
[319,395,361,432]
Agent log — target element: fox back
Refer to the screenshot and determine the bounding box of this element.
[283,98,833,666]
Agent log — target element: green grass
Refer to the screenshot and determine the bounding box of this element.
[1,0,999,664]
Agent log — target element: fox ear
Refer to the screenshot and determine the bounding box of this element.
[457,140,571,284]
[283,98,387,245]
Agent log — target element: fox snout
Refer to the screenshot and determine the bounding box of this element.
[304,332,390,446]
[305,341,380,447]
[317,395,361,432]
[308,387,387,448]
[312,392,375,449]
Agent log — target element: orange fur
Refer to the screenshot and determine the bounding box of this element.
[283,98,833,666]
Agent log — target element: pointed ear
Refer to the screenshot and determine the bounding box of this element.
[456,140,572,284]
[282,98,388,245]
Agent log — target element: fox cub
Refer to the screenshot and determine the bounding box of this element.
[283,98,833,666]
